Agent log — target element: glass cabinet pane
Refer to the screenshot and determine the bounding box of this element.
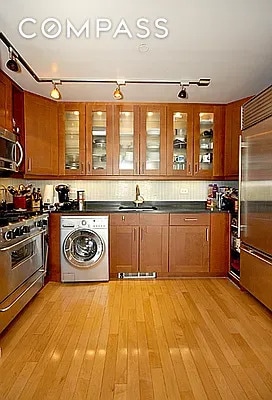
[146,111,160,171]
[92,111,107,171]
[172,112,188,171]
[119,111,134,170]
[65,111,80,170]
[199,112,214,171]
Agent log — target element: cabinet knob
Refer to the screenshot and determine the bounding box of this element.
[122,215,125,221]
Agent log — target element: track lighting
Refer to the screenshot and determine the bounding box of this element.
[113,83,124,100]
[177,85,188,99]
[6,48,20,72]
[50,80,62,100]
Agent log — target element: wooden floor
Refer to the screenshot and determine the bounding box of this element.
[0,279,272,400]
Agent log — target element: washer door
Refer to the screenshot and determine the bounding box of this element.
[63,229,104,268]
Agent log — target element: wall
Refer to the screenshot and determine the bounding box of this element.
[0,178,238,202]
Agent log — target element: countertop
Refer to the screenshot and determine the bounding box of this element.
[52,201,228,214]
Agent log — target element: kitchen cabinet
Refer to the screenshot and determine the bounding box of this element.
[0,69,12,131]
[58,102,86,175]
[110,213,168,276]
[210,212,230,276]
[169,214,210,274]
[113,104,167,176]
[24,92,58,176]
[193,104,224,178]
[167,104,224,178]
[224,97,250,178]
[86,103,113,175]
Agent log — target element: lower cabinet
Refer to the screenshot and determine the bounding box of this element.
[110,213,169,276]
[169,213,210,274]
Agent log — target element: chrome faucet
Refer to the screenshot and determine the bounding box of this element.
[133,184,144,206]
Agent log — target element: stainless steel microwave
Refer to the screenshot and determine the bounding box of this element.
[0,127,23,174]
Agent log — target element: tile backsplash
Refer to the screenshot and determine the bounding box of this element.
[0,178,238,202]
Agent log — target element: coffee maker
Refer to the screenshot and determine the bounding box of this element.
[55,184,70,203]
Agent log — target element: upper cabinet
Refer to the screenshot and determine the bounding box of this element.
[58,103,86,175]
[224,97,250,178]
[113,104,166,176]
[24,92,58,176]
[167,104,224,178]
[86,103,113,175]
[0,70,12,131]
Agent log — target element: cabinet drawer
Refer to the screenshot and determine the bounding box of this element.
[170,213,210,226]
[110,213,140,226]
[139,213,169,226]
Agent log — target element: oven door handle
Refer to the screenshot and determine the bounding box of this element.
[0,229,47,252]
[0,270,46,312]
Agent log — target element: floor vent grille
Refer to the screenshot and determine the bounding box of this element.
[118,272,157,279]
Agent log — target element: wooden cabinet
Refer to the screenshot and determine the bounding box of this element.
[24,92,58,176]
[110,213,169,276]
[58,102,86,175]
[167,104,224,178]
[0,69,12,131]
[193,104,224,178]
[169,214,210,274]
[113,104,167,176]
[210,212,230,276]
[224,97,250,178]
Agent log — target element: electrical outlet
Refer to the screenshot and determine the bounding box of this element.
[180,188,189,194]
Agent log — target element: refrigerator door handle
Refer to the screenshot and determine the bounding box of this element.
[240,245,272,266]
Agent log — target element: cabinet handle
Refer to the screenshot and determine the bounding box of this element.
[27,158,32,172]
[88,162,91,173]
[140,228,144,241]
[184,218,197,221]
[81,162,84,173]
[122,215,125,221]
[206,228,209,242]
[142,162,145,174]
[188,163,191,174]
[195,163,198,174]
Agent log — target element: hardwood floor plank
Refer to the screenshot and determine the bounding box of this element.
[0,279,271,400]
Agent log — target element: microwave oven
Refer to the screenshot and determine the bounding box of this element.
[0,127,23,175]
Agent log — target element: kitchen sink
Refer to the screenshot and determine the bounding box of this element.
[118,205,158,211]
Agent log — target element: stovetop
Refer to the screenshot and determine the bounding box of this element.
[0,210,45,227]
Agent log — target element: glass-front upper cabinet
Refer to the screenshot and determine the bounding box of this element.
[139,105,166,175]
[193,105,224,178]
[58,103,86,175]
[166,105,193,175]
[86,104,113,175]
[113,105,139,175]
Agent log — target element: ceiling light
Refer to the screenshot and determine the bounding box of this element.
[50,80,62,100]
[113,84,124,100]
[6,48,20,72]
[177,85,188,99]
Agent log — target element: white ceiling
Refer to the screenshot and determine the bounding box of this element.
[0,0,272,103]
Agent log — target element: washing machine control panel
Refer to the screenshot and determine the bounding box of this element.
[80,219,108,229]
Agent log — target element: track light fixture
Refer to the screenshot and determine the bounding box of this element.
[0,32,211,101]
[6,47,20,72]
[177,84,188,99]
[50,80,62,100]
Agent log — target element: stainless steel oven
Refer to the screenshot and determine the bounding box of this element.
[0,214,48,334]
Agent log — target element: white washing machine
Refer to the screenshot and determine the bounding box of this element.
[60,216,109,282]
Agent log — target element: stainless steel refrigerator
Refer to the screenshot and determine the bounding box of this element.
[240,84,272,311]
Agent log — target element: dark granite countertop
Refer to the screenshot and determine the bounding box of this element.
[51,201,228,214]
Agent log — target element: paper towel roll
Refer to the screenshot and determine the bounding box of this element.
[43,184,54,204]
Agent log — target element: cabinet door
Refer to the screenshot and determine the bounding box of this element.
[24,92,58,175]
[193,105,224,178]
[113,104,140,175]
[169,225,209,273]
[0,70,12,131]
[140,225,168,273]
[58,103,86,175]
[139,105,167,175]
[166,105,194,176]
[224,98,250,178]
[86,103,113,175]
[110,225,139,274]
